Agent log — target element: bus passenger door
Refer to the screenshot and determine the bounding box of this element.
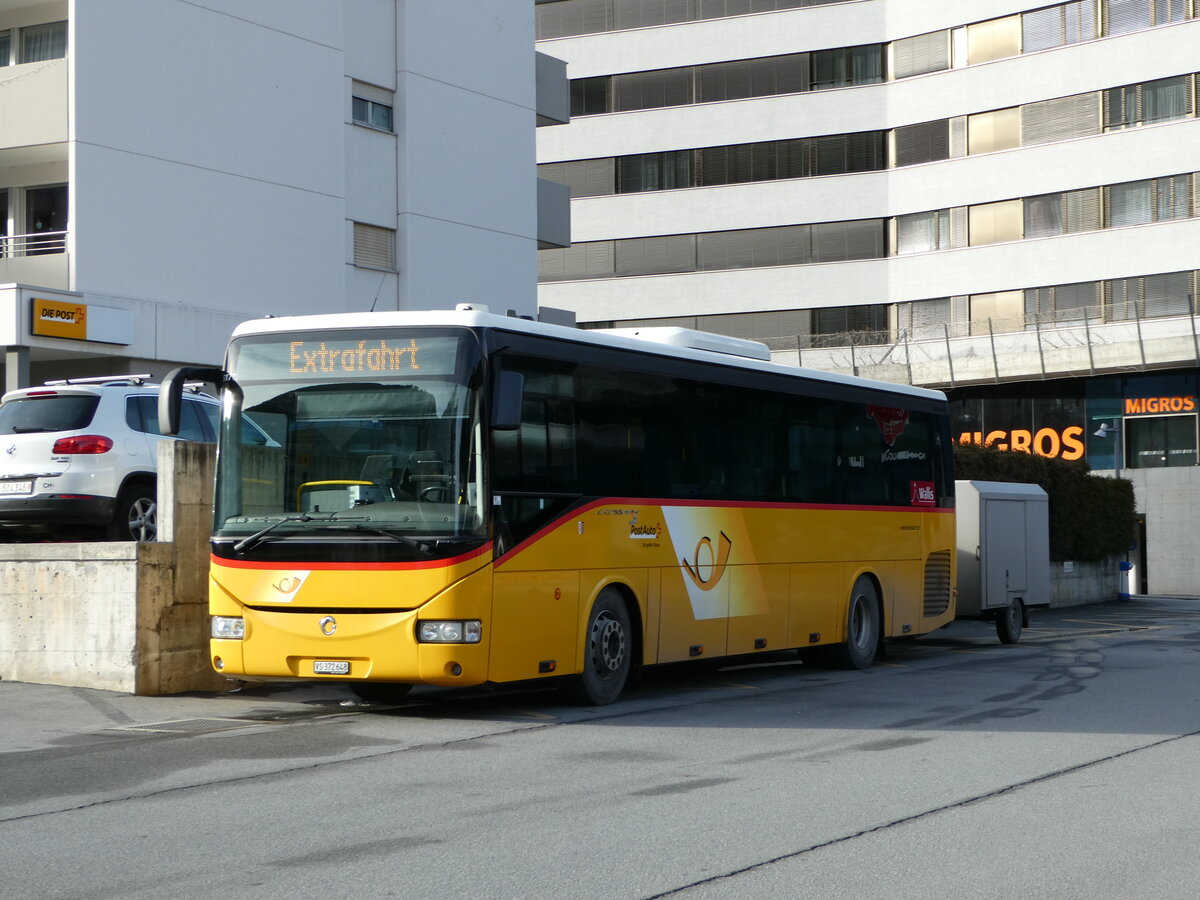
[657,565,728,663]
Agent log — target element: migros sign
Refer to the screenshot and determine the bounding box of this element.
[957,426,1085,461]
[1124,396,1196,415]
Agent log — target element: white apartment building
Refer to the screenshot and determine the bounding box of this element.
[1,0,568,392]
[536,0,1200,592]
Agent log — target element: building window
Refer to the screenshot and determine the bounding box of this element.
[353,223,395,270]
[1106,271,1195,320]
[538,218,885,281]
[23,184,67,256]
[892,119,951,166]
[810,45,884,89]
[1106,175,1192,227]
[0,30,10,66]
[896,210,952,254]
[1105,76,1193,130]
[1022,1,1097,52]
[810,304,889,347]
[536,0,843,40]
[1024,281,1101,326]
[966,15,1021,65]
[570,76,610,116]
[351,81,394,132]
[1103,0,1188,35]
[891,30,950,79]
[1024,187,1102,237]
[1125,415,1198,468]
[968,199,1024,246]
[19,21,66,63]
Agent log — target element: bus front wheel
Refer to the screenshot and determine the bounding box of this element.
[564,588,632,706]
[830,577,881,670]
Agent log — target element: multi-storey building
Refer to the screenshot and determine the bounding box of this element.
[536,0,1200,592]
[1,0,567,391]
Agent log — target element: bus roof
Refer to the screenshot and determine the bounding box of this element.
[230,308,945,403]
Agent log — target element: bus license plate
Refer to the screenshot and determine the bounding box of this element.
[0,481,33,495]
[313,660,350,675]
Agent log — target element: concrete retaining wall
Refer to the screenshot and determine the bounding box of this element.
[0,441,226,695]
[1050,556,1124,608]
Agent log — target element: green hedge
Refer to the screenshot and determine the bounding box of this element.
[954,443,1136,562]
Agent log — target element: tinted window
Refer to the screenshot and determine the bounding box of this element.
[178,400,211,442]
[0,395,99,433]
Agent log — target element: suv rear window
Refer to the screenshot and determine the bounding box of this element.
[0,395,100,433]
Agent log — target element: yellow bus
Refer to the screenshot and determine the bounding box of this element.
[160,307,955,704]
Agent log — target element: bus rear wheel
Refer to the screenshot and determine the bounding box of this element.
[829,576,881,670]
[564,588,631,706]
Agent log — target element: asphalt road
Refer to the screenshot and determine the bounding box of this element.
[3,597,1200,899]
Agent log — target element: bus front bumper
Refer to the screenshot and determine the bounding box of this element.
[210,608,490,687]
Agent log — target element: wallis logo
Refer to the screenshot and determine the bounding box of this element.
[682,532,732,592]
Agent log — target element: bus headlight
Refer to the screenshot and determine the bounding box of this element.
[212,616,245,640]
[418,620,481,643]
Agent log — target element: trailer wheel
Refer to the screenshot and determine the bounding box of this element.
[996,598,1024,644]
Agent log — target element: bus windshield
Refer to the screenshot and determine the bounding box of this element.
[213,328,486,552]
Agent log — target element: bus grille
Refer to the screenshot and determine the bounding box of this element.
[923,550,952,617]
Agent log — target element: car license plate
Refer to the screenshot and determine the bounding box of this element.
[0,481,33,496]
[313,660,350,675]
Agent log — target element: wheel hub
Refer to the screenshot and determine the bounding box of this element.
[592,612,625,673]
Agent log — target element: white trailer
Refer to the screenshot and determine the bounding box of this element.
[955,480,1050,644]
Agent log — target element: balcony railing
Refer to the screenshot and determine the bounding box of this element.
[0,231,67,257]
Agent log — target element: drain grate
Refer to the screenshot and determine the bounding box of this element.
[110,717,268,735]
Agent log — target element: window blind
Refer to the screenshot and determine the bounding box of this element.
[1107,180,1154,227]
[1063,187,1102,232]
[1023,1,1097,51]
[352,80,393,106]
[892,30,950,79]
[1103,0,1151,35]
[1022,92,1102,144]
[893,119,950,167]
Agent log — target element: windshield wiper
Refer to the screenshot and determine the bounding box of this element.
[334,524,435,556]
[233,514,333,554]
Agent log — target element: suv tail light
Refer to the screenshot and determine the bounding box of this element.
[52,435,114,454]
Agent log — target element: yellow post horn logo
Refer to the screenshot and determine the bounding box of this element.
[682,531,732,592]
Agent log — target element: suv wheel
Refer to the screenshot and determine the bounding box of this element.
[106,485,157,542]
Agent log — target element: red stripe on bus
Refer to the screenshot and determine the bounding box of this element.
[212,542,493,571]
[493,497,953,569]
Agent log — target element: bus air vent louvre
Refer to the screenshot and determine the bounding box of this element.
[923,550,952,617]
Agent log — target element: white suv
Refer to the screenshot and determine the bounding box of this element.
[0,375,230,541]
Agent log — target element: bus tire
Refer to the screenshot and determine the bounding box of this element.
[996,598,1023,644]
[564,588,632,706]
[349,682,412,703]
[829,576,881,670]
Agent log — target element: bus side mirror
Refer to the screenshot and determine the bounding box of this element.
[159,366,227,435]
[491,370,523,431]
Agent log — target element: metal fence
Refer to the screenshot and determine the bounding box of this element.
[763,303,1200,388]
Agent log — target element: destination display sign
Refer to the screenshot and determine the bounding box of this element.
[230,331,468,382]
